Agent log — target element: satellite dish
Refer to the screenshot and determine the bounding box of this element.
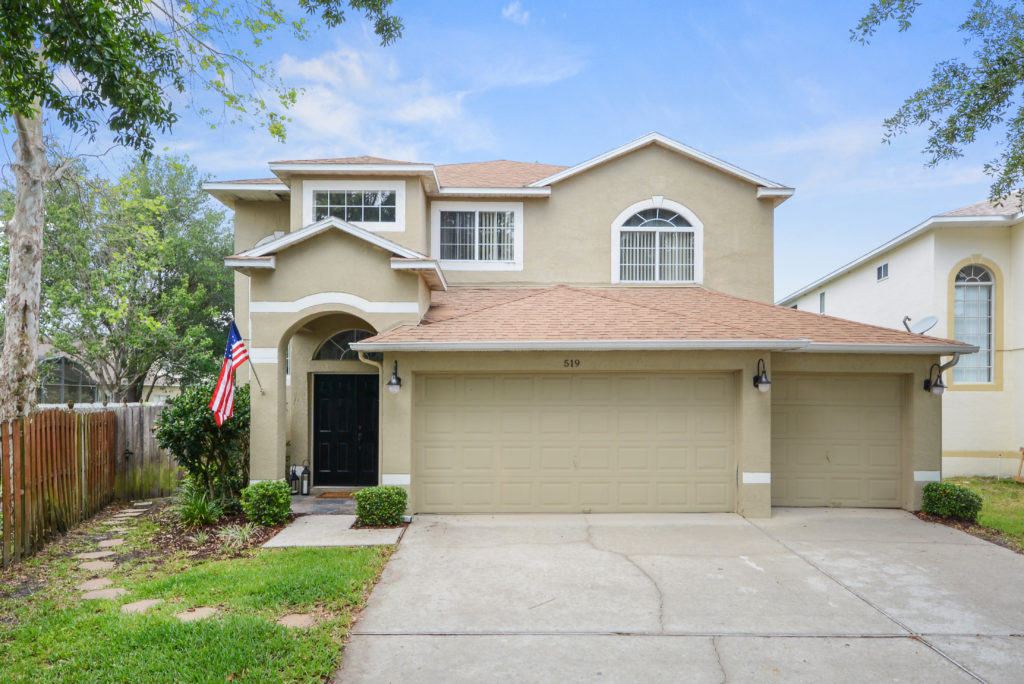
[909,315,939,335]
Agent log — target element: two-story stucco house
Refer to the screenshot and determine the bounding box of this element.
[779,199,1023,477]
[204,133,972,518]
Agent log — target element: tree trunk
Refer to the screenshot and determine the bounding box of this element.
[0,110,48,421]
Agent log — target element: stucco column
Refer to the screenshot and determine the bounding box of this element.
[736,356,772,518]
[380,354,414,507]
[905,360,943,509]
[248,345,287,483]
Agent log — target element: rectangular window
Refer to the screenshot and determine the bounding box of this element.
[819,292,825,314]
[876,263,888,281]
[619,230,694,282]
[313,190,397,223]
[440,210,515,261]
[953,283,993,383]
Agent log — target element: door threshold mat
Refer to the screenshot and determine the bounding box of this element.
[316,492,355,499]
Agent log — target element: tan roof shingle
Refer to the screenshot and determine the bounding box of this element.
[939,197,1024,217]
[436,161,567,188]
[269,155,423,165]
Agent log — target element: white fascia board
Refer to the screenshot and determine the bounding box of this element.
[756,187,795,199]
[350,339,812,352]
[240,216,425,260]
[202,182,289,193]
[776,214,1021,306]
[389,258,448,291]
[799,342,979,354]
[225,256,275,269]
[251,292,420,315]
[527,132,788,190]
[434,187,551,197]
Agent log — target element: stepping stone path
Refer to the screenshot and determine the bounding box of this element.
[176,607,218,622]
[82,587,128,600]
[98,539,125,548]
[76,578,113,591]
[80,560,116,572]
[133,501,153,508]
[104,527,132,534]
[75,550,115,560]
[277,613,315,629]
[122,599,163,614]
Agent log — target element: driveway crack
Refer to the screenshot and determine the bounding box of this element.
[711,635,728,683]
[583,516,665,633]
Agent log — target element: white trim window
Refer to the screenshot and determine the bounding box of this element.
[953,264,994,383]
[819,292,825,314]
[431,201,524,271]
[301,180,406,231]
[610,197,704,284]
[876,262,888,281]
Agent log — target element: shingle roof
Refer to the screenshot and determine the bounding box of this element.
[435,161,568,188]
[939,197,1024,217]
[214,178,282,185]
[361,286,970,350]
[269,155,424,165]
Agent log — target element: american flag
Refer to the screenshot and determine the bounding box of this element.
[209,321,250,426]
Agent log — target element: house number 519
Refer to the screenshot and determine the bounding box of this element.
[563,359,580,368]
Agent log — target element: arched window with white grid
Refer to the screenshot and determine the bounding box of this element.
[953,265,994,383]
[611,198,704,284]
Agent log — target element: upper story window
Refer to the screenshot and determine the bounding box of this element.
[431,201,524,271]
[302,180,406,232]
[876,262,888,281]
[819,292,825,314]
[953,264,993,383]
[611,198,704,284]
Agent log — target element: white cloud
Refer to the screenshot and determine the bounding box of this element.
[502,1,530,26]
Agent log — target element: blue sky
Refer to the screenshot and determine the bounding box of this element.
[106,2,1013,298]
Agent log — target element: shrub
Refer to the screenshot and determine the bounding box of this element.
[217,522,258,550]
[240,480,292,526]
[155,381,250,501]
[922,481,983,522]
[353,485,407,527]
[175,476,225,528]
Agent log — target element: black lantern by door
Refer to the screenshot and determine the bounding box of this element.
[300,464,311,496]
[290,468,300,495]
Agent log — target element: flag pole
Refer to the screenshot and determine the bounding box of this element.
[246,357,265,395]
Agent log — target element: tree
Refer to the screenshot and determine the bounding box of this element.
[0,0,403,420]
[854,1,1024,203]
[37,156,232,401]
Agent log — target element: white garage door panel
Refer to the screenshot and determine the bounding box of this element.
[413,373,735,513]
[772,374,903,508]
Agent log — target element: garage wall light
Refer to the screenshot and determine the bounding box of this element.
[923,363,946,395]
[753,358,771,393]
[386,360,403,394]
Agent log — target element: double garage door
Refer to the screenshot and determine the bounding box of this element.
[413,373,736,513]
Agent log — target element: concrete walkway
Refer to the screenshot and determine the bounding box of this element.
[338,509,1024,683]
[262,515,402,547]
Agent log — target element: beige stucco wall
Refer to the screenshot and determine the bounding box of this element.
[439,145,776,301]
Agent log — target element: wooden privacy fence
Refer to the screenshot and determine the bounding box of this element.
[111,404,180,500]
[1,410,116,567]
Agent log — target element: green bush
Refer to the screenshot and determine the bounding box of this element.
[175,476,225,528]
[155,381,250,502]
[922,481,983,522]
[353,485,407,526]
[240,480,292,526]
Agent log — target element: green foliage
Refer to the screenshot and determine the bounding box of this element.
[155,381,250,501]
[353,485,407,527]
[216,522,258,550]
[922,481,984,522]
[32,156,232,401]
[853,1,1024,202]
[174,476,225,528]
[240,480,292,526]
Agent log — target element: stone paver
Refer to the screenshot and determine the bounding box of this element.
[82,587,128,600]
[98,538,125,548]
[75,550,115,560]
[76,578,113,591]
[132,501,153,508]
[176,606,218,622]
[122,599,164,614]
[263,515,402,547]
[79,560,116,572]
[277,613,315,628]
[103,527,132,534]
[113,511,143,517]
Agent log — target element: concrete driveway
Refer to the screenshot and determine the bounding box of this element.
[337,509,1024,683]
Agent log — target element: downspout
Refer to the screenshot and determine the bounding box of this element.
[939,352,962,375]
[357,351,383,371]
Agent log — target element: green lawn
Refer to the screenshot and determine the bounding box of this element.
[0,512,392,683]
[947,476,1024,552]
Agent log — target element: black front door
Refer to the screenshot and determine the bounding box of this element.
[313,374,379,486]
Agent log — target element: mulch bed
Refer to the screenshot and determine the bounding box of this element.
[915,512,1024,555]
[150,508,294,560]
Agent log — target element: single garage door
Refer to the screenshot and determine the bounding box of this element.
[413,373,735,513]
[772,374,903,507]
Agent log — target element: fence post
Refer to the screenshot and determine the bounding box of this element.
[2,421,11,567]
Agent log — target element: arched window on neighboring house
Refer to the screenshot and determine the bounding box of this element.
[38,357,100,404]
[953,265,994,383]
[313,329,381,361]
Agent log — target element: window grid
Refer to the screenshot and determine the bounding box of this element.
[953,265,994,383]
[315,329,375,361]
[313,190,397,223]
[440,210,515,262]
[618,209,694,282]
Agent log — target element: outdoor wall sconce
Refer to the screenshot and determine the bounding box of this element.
[300,463,311,496]
[386,360,403,394]
[753,358,771,393]
[923,364,947,395]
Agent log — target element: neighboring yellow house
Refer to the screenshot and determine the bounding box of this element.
[779,198,1023,477]
[205,133,972,517]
